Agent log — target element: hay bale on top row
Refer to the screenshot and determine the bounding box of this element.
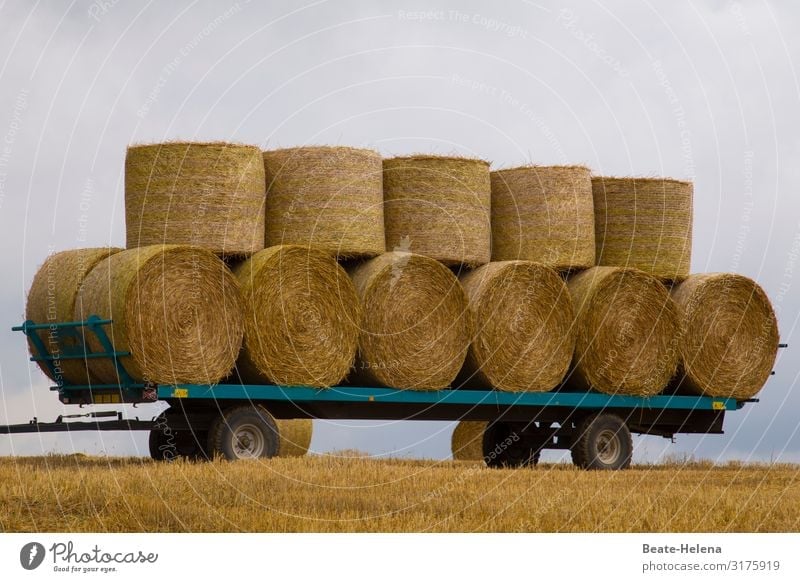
[451,420,487,461]
[592,177,693,281]
[234,245,361,388]
[671,273,779,399]
[26,248,122,385]
[567,266,679,396]
[459,261,575,392]
[350,251,473,390]
[126,142,266,255]
[490,165,595,270]
[75,245,243,385]
[263,146,385,258]
[383,156,491,266]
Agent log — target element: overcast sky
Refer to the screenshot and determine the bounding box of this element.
[0,0,798,463]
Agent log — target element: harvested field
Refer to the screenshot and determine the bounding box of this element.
[0,456,797,532]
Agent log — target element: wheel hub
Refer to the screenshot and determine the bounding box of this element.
[595,429,621,465]
[233,424,265,459]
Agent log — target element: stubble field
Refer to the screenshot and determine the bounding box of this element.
[0,455,798,532]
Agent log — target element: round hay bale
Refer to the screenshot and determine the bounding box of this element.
[125,142,265,255]
[25,248,122,384]
[276,419,313,457]
[592,177,693,281]
[451,421,487,461]
[671,273,779,399]
[490,166,595,270]
[263,146,384,258]
[233,245,361,387]
[75,245,244,385]
[350,252,473,389]
[459,261,575,392]
[567,266,679,396]
[383,156,491,266]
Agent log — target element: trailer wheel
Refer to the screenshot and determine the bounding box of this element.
[149,424,209,461]
[482,422,539,468]
[209,405,279,460]
[571,414,632,470]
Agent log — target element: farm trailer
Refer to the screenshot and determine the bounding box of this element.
[1,316,778,471]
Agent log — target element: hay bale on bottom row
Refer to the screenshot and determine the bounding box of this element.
[671,273,779,399]
[382,156,491,266]
[567,266,679,396]
[26,247,122,384]
[349,252,473,390]
[451,421,487,461]
[592,177,693,281]
[276,419,313,457]
[75,245,243,385]
[490,165,595,270]
[126,142,266,255]
[459,261,575,392]
[263,146,385,258]
[233,245,361,388]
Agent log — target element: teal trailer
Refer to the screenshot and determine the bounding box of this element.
[3,317,778,470]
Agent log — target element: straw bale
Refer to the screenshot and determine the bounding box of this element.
[26,248,121,384]
[567,266,679,395]
[126,142,265,254]
[233,245,360,387]
[349,251,473,389]
[263,146,384,258]
[75,245,243,385]
[491,165,594,270]
[670,273,779,399]
[592,177,693,281]
[383,156,490,266]
[459,261,575,392]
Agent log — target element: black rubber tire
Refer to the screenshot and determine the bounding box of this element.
[208,405,279,461]
[571,414,632,470]
[149,423,208,461]
[482,422,539,468]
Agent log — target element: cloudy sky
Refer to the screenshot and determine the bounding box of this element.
[0,0,798,462]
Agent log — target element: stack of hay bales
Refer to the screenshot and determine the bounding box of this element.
[263,146,385,257]
[490,165,595,270]
[383,156,491,266]
[22,136,780,411]
[592,177,693,281]
[126,142,266,255]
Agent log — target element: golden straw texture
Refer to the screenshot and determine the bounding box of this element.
[233,245,361,387]
[75,245,244,385]
[459,261,575,392]
[263,146,385,258]
[491,166,595,269]
[592,177,693,281]
[383,156,491,266]
[276,419,313,457]
[350,252,473,389]
[567,266,679,396]
[671,273,779,399]
[25,248,121,384]
[126,142,266,255]
[451,421,487,461]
